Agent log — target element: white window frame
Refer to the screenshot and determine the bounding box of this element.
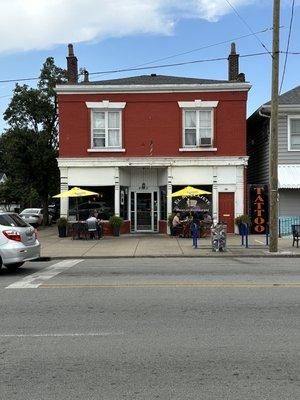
[178,100,218,149]
[86,101,126,152]
[288,115,300,152]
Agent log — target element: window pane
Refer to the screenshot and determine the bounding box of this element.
[199,111,211,128]
[93,112,105,129]
[185,129,196,145]
[291,134,300,149]
[185,111,196,128]
[291,119,300,134]
[108,112,120,129]
[108,129,120,146]
[93,137,105,147]
[199,127,212,138]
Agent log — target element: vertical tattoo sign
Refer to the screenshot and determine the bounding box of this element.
[249,185,269,234]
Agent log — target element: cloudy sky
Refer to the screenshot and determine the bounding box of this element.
[0,0,299,129]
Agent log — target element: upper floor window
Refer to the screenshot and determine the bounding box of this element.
[92,111,121,148]
[86,101,126,152]
[288,116,300,151]
[184,110,212,147]
[178,100,218,150]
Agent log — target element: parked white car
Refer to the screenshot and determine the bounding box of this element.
[20,208,52,227]
[0,212,40,271]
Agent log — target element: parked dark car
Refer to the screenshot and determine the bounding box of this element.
[69,201,113,220]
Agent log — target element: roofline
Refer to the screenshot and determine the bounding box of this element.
[262,104,300,112]
[55,82,251,94]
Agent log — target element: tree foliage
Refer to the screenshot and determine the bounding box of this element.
[0,57,67,223]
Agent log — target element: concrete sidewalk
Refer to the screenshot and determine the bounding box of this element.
[37,226,300,258]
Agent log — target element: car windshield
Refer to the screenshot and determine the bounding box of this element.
[21,209,42,214]
[0,214,29,227]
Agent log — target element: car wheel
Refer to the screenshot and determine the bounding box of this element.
[5,262,24,271]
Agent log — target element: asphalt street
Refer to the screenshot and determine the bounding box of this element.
[0,258,299,400]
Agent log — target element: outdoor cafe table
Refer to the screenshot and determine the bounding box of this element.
[67,220,102,240]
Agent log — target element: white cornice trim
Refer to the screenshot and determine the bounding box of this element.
[55,82,251,94]
[57,156,249,168]
[87,148,126,152]
[178,100,219,108]
[86,101,126,109]
[179,147,218,152]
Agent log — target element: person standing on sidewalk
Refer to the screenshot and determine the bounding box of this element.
[191,215,199,249]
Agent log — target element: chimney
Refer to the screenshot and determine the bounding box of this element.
[67,43,78,84]
[228,42,239,81]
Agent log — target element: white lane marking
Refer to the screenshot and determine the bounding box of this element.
[0,332,122,338]
[6,259,83,289]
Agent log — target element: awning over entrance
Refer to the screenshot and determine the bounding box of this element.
[278,165,300,189]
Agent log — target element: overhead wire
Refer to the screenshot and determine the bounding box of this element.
[0,26,277,84]
[91,26,275,79]
[86,51,298,78]
[279,0,295,94]
[224,0,273,58]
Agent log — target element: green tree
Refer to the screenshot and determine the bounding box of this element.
[1,57,67,224]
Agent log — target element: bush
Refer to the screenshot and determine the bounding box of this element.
[234,214,251,226]
[56,217,68,227]
[109,215,124,227]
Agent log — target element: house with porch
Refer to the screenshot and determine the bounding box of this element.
[55,43,250,233]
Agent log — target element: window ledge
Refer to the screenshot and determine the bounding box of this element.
[179,147,217,152]
[87,148,126,153]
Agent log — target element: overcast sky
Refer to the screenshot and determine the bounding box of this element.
[0,0,299,130]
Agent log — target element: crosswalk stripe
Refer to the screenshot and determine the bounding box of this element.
[6,259,83,289]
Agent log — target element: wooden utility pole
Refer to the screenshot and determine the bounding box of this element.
[269,0,280,252]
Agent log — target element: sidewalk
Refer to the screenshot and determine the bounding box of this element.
[37,226,300,258]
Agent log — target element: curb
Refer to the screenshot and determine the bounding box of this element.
[39,253,300,260]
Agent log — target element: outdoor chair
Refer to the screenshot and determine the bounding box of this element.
[71,222,89,240]
[86,219,99,239]
[292,224,300,248]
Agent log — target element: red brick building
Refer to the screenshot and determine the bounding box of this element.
[55,43,250,233]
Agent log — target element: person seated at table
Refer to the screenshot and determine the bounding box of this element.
[171,212,183,236]
[86,213,98,239]
[93,210,103,238]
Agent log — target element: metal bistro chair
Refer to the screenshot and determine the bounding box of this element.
[86,219,99,239]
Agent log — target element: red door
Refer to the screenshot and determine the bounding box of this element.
[218,192,235,233]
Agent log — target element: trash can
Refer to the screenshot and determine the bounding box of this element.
[211,222,227,252]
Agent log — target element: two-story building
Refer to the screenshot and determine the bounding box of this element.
[247,86,300,220]
[56,43,250,233]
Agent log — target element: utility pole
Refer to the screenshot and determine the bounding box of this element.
[269,0,280,252]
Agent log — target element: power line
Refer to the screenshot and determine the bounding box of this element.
[225,0,273,58]
[279,0,295,94]
[0,26,282,85]
[87,51,298,78]
[0,51,299,85]
[87,26,277,80]
[95,27,275,75]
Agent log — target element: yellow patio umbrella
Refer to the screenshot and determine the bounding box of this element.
[53,187,99,220]
[169,186,211,197]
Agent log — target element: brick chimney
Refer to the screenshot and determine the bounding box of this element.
[67,43,78,84]
[228,42,239,81]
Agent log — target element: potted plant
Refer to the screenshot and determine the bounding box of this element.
[109,215,124,237]
[57,217,68,237]
[234,214,251,235]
